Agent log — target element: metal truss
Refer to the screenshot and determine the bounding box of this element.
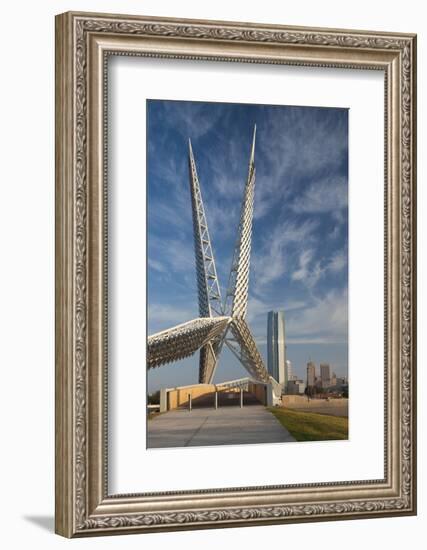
[147,317,230,369]
[226,319,270,383]
[188,140,224,382]
[188,140,223,318]
[198,338,224,386]
[148,126,271,386]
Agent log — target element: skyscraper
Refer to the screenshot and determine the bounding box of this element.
[267,311,286,388]
[286,359,293,381]
[307,361,316,387]
[320,363,331,387]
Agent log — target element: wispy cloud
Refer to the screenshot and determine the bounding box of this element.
[291,246,347,289]
[253,219,318,288]
[202,196,240,240]
[292,249,314,282]
[291,248,324,289]
[160,101,224,140]
[287,288,348,344]
[291,176,348,214]
[148,258,166,273]
[329,249,347,273]
[148,303,198,334]
[245,288,348,346]
[254,107,348,218]
[148,235,195,278]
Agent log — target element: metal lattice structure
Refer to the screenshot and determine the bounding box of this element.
[224,126,256,319]
[188,139,224,382]
[188,140,223,317]
[148,317,230,369]
[147,126,271,385]
[227,319,270,383]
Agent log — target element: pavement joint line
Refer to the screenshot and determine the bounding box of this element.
[183,415,210,446]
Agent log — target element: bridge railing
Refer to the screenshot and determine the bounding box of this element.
[158,377,272,411]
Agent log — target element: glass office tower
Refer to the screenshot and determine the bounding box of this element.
[267,311,287,389]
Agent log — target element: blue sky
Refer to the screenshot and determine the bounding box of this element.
[147,99,348,392]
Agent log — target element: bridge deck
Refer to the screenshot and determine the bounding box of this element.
[147,404,295,448]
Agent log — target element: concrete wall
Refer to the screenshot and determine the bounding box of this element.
[167,384,216,409]
[248,382,267,405]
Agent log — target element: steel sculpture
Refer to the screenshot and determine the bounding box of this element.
[147,126,271,384]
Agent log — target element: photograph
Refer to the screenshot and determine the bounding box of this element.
[146,99,349,448]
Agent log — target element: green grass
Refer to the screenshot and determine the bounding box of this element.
[268,407,348,442]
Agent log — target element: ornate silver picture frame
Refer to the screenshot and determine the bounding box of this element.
[55,11,417,537]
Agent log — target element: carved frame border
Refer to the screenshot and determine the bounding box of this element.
[55,11,416,537]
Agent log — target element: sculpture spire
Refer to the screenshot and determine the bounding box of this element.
[224,125,257,319]
[188,139,223,317]
[188,140,224,383]
[249,124,256,170]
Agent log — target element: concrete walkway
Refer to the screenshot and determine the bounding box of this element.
[147,405,295,448]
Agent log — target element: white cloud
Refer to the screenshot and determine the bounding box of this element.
[287,288,348,344]
[247,295,306,323]
[329,249,347,273]
[253,219,318,288]
[202,197,240,240]
[292,248,328,289]
[291,246,347,289]
[162,101,223,140]
[148,235,195,275]
[148,258,166,273]
[291,176,348,214]
[253,107,348,218]
[292,249,314,282]
[149,199,190,233]
[244,287,347,345]
[148,303,198,334]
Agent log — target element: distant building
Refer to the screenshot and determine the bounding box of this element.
[267,311,287,389]
[320,363,331,387]
[331,372,337,386]
[286,359,293,381]
[307,361,316,387]
[287,379,306,395]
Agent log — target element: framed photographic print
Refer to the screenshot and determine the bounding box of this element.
[55,11,417,537]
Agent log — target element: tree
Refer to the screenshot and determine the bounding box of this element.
[147,390,160,405]
[305,385,315,400]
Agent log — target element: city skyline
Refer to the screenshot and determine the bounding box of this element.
[147,99,348,392]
